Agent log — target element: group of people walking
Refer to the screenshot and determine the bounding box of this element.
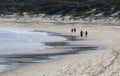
[80,30,88,38]
[71,28,88,38]
[71,28,76,32]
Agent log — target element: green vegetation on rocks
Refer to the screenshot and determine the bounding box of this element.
[0,0,120,17]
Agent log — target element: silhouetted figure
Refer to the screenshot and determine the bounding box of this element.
[74,28,76,32]
[80,30,83,38]
[71,28,74,33]
[85,31,88,37]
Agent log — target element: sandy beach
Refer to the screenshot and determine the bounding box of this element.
[0,17,120,76]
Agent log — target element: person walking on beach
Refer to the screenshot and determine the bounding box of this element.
[80,30,83,38]
[74,28,76,32]
[71,28,74,33]
[85,31,88,37]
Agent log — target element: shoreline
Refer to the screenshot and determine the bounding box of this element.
[0,18,120,76]
[0,28,101,73]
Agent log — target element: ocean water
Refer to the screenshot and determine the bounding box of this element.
[0,30,66,55]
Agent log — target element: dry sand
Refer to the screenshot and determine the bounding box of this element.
[0,17,120,76]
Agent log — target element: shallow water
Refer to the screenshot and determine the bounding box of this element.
[0,30,66,55]
[0,29,66,72]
